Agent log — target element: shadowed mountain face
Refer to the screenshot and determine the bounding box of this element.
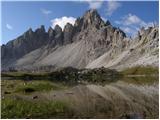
[1,9,159,71]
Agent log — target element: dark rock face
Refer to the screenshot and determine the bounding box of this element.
[54,25,63,45]
[63,23,74,44]
[48,27,55,40]
[106,20,111,26]
[48,27,55,47]
[1,26,49,67]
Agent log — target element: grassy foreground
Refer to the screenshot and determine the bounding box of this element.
[1,78,158,119]
[1,66,158,118]
[2,80,68,95]
[1,80,73,119]
[2,98,72,119]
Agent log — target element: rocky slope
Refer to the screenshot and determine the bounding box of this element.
[86,26,159,70]
[1,9,159,71]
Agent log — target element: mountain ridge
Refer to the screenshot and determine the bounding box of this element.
[1,9,158,71]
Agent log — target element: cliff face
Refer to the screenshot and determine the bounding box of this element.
[86,26,159,70]
[1,9,158,71]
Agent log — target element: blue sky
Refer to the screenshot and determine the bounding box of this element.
[1,1,159,44]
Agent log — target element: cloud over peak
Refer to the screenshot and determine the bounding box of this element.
[122,13,146,26]
[115,13,155,36]
[51,16,76,30]
[80,0,103,9]
[106,1,121,16]
[87,1,103,9]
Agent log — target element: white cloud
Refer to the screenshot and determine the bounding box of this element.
[87,1,103,9]
[121,26,137,35]
[6,24,13,30]
[106,1,121,16]
[144,22,155,28]
[51,16,76,30]
[122,14,146,26]
[41,8,52,15]
[122,27,132,33]
[79,0,103,9]
[115,13,155,36]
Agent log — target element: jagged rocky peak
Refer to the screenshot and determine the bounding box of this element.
[48,26,54,32]
[83,9,102,21]
[135,26,158,41]
[53,25,63,45]
[54,24,62,35]
[74,9,105,30]
[106,20,111,26]
[28,28,33,33]
[35,25,46,34]
[139,26,154,36]
[63,23,74,44]
[48,26,55,38]
[64,23,73,31]
[40,25,45,32]
[23,28,34,39]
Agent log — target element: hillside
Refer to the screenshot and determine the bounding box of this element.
[1,9,158,71]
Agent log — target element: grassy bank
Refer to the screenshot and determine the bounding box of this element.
[1,66,158,118]
[120,76,158,85]
[15,80,66,93]
[2,98,72,119]
[2,67,122,83]
[120,66,159,76]
[2,80,67,95]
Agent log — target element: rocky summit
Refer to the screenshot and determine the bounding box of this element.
[1,9,159,71]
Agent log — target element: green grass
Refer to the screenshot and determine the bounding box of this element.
[2,80,67,95]
[1,72,47,77]
[15,81,63,93]
[2,67,122,83]
[120,66,159,75]
[1,80,73,118]
[1,72,51,80]
[2,98,73,119]
[120,76,158,85]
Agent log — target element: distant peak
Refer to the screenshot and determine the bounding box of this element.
[74,9,105,30]
[54,25,62,34]
[24,27,33,37]
[28,28,33,32]
[48,26,54,32]
[85,9,98,15]
[40,25,45,31]
[106,20,111,26]
[66,22,72,26]
[34,25,46,34]
[83,9,101,20]
[64,23,73,30]
[54,24,62,29]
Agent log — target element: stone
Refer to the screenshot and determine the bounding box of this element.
[63,23,74,44]
[32,95,38,99]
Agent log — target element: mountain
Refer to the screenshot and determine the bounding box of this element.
[86,26,159,70]
[1,9,159,71]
